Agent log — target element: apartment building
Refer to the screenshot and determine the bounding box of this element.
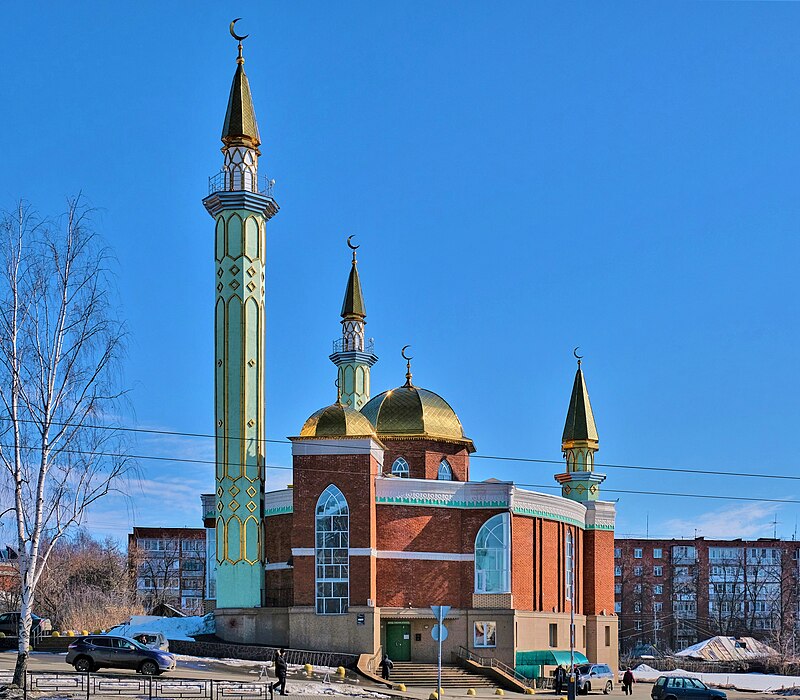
[614,537,800,653]
[128,527,207,615]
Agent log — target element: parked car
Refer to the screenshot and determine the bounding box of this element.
[575,663,614,694]
[131,632,169,652]
[651,676,727,700]
[0,611,52,636]
[66,635,176,675]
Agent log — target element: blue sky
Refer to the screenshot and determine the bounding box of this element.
[2,2,800,542]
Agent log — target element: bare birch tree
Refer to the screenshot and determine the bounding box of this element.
[0,198,130,686]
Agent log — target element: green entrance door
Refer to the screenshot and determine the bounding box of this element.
[386,621,411,661]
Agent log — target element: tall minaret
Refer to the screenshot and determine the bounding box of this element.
[203,22,278,609]
[554,352,606,502]
[329,237,378,409]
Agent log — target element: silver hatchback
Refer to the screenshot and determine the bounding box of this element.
[576,663,614,694]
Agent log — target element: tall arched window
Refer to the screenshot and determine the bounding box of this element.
[474,513,510,593]
[392,457,409,478]
[438,459,453,480]
[565,530,575,603]
[315,485,349,614]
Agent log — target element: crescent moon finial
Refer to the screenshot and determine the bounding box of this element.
[346,235,360,262]
[401,345,413,361]
[573,346,584,366]
[230,18,250,43]
[401,345,414,387]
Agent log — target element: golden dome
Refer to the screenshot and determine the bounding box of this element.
[361,385,475,452]
[298,402,378,439]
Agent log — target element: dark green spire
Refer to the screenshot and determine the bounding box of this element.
[562,361,599,445]
[340,252,366,319]
[221,46,261,148]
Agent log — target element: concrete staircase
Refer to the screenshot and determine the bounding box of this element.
[390,662,498,688]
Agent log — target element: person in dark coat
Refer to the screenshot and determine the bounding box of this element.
[622,667,635,696]
[379,653,393,681]
[555,665,566,693]
[271,648,288,696]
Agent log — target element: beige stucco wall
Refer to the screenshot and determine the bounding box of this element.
[585,615,618,676]
[289,606,380,655]
[215,607,290,646]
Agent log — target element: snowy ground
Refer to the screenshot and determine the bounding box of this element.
[106,614,215,641]
[635,664,800,693]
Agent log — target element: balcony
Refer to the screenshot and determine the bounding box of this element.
[332,337,375,354]
[208,171,275,198]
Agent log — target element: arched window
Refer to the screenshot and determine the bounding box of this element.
[315,485,349,614]
[474,513,510,593]
[438,459,453,481]
[392,457,409,478]
[566,530,575,603]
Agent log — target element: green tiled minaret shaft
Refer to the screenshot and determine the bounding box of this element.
[203,31,279,608]
[555,354,606,502]
[329,240,378,410]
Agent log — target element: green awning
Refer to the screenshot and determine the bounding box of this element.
[516,650,589,678]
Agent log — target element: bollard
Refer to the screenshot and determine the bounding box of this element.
[396,684,407,692]
[303,663,313,675]
[429,693,439,700]
[466,689,476,696]
[336,666,346,678]
[524,688,535,695]
[495,690,505,696]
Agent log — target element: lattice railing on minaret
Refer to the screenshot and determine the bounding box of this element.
[341,319,365,352]
[223,146,258,192]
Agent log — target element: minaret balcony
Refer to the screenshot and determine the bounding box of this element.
[208,170,275,197]
[332,337,375,354]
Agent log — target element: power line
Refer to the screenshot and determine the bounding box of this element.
[3,416,800,484]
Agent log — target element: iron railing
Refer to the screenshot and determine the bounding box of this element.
[19,670,271,700]
[208,172,275,198]
[454,646,534,689]
[331,337,375,354]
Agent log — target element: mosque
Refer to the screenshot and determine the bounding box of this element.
[200,25,617,672]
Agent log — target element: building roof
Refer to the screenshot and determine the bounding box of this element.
[361,384,475,452]
[562,364,598,445]
[221,56,260,148]
[676,636,779,661]
[298,401,378,439]
[341,255,366,319]
[130,527,206,538]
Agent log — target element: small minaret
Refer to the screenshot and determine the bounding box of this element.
[329,237,378,409]
[555,352,606,501]
[203,21,279,609]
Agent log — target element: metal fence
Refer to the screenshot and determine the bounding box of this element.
[14,671,271,700]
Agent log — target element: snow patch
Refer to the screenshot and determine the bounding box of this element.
[107,614,214,641]
[633,664,800,693]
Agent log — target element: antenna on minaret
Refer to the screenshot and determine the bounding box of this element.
[646,512,649,539]
[773,514,779,539]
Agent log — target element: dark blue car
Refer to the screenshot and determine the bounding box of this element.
[652,676,727,700]
[66,635,176,675]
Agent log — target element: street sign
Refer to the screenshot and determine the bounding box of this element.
[431,624,448,642]
[430,605,451,620]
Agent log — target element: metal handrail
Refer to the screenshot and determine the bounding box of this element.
[332,338,375,354]
[208,171,275,198]
[455,646,534,688]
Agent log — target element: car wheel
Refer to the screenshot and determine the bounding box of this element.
[583,684,591,695]
[604,682,613,695]
[140,660,159,676]
[73,657,93,673]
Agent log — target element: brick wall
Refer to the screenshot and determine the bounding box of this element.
[584,529,615,614]
[380,438,471,481]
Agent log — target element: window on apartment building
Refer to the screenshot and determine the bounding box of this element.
[654,566,663,577]
[391,457,409,478]
[566,530,575,601]
[634,584,642,593]
[438,459,453,480]
[605,626,611,647]
[474,513,511,593]
[654,620,661,631]
[653,548,662,559]
[654,602,663,613]
[614,548,621,558]
[315,484,349,615]
[206,528,217,600]
[635,620,642,631]
[654,584,663,595]
[181,540,204,552]
[549,623,558,648]
[634,566,642,576]
[634,548,643,558]
[614,602,621,613]
[182,579,203,590]
[474,621,497,648]
[634,602,641,613]
[183,560,204,572]
[615,566,622,577]
[614,583,622,594]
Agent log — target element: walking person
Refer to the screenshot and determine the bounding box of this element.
[379,652,394,681]
[271,648,289,696]
[555,665,566,694]
[622,667,635,696]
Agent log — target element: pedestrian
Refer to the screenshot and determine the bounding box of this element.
[271,648,288,696]
[622,667,635,696]
[379,652,394,681]
[555,665,566,694]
